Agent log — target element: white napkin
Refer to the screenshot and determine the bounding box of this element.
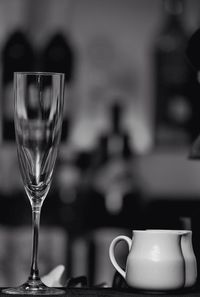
[41,265,65,287]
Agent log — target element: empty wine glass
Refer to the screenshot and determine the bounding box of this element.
[3,72,65,295]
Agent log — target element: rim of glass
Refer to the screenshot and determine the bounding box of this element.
[14,71,65,76]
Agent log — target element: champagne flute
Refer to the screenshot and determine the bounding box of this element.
[3,72,65,295]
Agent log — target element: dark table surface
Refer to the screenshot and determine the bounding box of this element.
[0,286,200,297]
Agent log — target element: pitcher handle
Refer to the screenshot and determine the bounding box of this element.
[109,235,132,279]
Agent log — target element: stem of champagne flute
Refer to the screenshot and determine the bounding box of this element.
[29,204,42,282]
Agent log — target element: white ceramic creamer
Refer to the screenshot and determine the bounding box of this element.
[109,230,185,291]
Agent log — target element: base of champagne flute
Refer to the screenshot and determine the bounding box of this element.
[2,279,65,295]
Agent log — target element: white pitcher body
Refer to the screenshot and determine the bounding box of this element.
[109,230,185,291]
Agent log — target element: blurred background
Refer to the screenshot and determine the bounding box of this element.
[0,0,200,288]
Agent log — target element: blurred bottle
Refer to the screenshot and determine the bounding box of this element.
[1,30,35,142]
[41,32,74,142]
[87,101,142,228]
[55,148,95,281]
[154,0,200,147]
